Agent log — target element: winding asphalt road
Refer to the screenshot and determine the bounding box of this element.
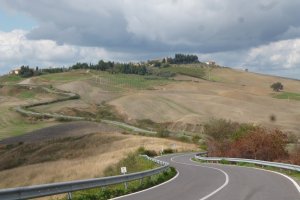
[115,154,300,200]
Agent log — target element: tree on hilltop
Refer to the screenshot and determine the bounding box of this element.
[271,82,283,92]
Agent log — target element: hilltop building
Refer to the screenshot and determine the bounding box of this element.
[205,61,216,66]
[9,68,21,75]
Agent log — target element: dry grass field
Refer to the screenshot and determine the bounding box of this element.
[0,124,197,188]
[109,68,300,135]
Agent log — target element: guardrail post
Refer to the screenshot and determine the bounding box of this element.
[124,181,128,190]
[67,192,72,200]
[140,177,143,185]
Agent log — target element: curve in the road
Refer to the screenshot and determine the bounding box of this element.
[170,154,229,200]
[114,153,300,200]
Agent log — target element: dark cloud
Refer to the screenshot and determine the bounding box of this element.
[0,0,300,79]
[2,0,300,53]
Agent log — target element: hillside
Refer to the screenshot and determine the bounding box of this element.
[0,65,299,190]
[1,66,299,140]
[109,68,300,134]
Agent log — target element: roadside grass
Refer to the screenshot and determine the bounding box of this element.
[64,151,176,200]
[68,167,176,200]
[103,151,158,176]
[272,92,300,101]
[193,158,300,185]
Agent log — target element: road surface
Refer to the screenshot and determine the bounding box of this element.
[115,153,300,200]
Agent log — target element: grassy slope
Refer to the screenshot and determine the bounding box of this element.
[273,92,300,101]
[0,131,197,188]
[160,64,207,79]
[0,85,63,140]
[0,74,24,84]
[0,106,58,140]
[0,71,96,140]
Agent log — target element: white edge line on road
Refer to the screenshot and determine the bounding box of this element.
[169,154,229,200]
[111,169,180,200]
[265,169,300,193]
[194,158,300,193]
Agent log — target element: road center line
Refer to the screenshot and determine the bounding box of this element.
[170,154,229,200]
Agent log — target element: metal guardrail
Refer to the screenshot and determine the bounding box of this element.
[195,153,300,172]
[0,155,169,200]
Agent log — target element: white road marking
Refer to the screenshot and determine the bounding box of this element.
[170,154,229,200]
[265,170,300,193]
[195,159,300,194]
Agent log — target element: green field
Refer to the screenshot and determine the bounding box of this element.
[39,71,93,83]
[0,75,24,84]
[94,72,173,91]
[0,107,58,140]
[273,92,300,101]
[160,65,206,79]
[17,91,36,99]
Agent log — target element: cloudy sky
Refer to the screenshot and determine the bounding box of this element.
[0,0,300,79]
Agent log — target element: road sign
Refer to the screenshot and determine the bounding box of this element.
[121,167,127,174]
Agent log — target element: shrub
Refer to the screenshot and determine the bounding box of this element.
[228,128,288,161]
[137,147,158,157]
[289,146,300,165]
[203,118,240,141]
[163,148,174,154]
[178,135,190,143]
[157,129,170,138]
[271,82,283,92]
[192,135,201,144]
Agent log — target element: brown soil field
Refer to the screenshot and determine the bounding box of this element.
[0,121,121,145]
[56,80,122,104]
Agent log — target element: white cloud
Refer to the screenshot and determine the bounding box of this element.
[0,30,122,73]
[246,39,300,69]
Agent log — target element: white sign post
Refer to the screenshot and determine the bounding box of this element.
[121,167,128,190]
[121,167,127,174]
[160,146,164,156]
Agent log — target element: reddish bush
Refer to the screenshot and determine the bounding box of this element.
[289,146,300,165]
[228,128,288,161]
[208,127,288,162]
